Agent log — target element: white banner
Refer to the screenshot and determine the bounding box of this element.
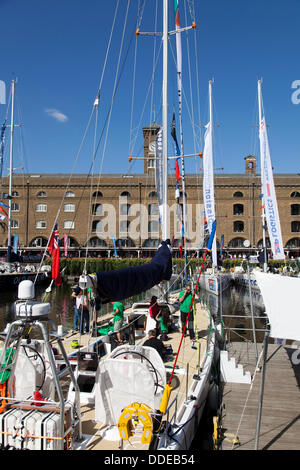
[203,122,217,266]
[259,116,284,259]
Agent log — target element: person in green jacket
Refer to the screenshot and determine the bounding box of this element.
[111,301,124,344]
[178,284,195,341]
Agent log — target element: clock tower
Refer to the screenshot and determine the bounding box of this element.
[142,122,160,174]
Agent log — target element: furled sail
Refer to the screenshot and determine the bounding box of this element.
[259,115,284,259]
[254,272,300,341]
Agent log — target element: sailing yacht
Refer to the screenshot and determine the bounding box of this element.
[0,1,221,451]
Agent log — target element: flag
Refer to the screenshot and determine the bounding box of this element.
[259,116,284,260]
[203,121,217,266]
[0,206,8,218]
[48,223,62,286]
[13,234,18,254]
[0,121,6,179]
[0,201,9,209]
[220,234,224,258]
[155,127,163,224]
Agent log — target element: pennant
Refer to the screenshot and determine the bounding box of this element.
[48,223,62,287]
[0,206,8,218]
[175,159,181,181]
[64,233,68,258]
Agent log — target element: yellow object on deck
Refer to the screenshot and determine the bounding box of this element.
[159,384,172,414]
[118,402,153,444]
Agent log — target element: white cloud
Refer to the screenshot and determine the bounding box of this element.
[45,108,68,122]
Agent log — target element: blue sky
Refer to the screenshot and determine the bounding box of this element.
[0,0,299,176]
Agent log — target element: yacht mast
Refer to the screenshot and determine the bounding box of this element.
[7,79,16,264]
[162,0,169,241]
[257,80,268,273]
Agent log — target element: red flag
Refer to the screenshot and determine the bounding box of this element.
[179,245,183,257]
[48,223,62,287]
[0,206,8,217]
[175,159,181,181]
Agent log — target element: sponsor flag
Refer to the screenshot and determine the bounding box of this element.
[0,121,6,179]
[259,116,284,259]
[48,223,62,287]
[154,127,163,224]
[112,235,118,257]
[64,233,68,258]
[13,234,18,254]
[203,121,217,266]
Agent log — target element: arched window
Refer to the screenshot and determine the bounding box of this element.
[37,191,47,197]
[233,191,243,198]
[87,237,107,247]
[149,191,157,199]
[233,203,244,216]
[257,238,271,249]
[92,191,103,198]
[61,236,79,247]
[291,204,300,216]
[291,221,300,232]
[228,237,245,248]
[92,204,103,216]
[117,238,135,247]
[291,191,300,198]
[120,191,131,198]
[65,191,75,197]
[233,221,244,233]
[143,238,160,248]
[285,238,300,248]
[30,237,48,247]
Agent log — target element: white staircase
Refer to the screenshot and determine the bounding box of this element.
[220,350,252,384]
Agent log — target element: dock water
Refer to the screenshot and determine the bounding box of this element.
[220,341,300,450]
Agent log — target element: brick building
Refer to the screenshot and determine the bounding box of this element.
[0,125,300,258]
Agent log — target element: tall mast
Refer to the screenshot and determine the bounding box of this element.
[257,79,268,273]
[162,0,169,241]
[7,79,16,264]
[209,79,217,267]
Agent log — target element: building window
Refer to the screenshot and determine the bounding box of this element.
[120,191,131,198]
[65,191,75,197]
[37,191,47,197]
[257,238,271,249]
[11,203,19,212]
[30,237,48,247]
[291,192,300,198]
[36,204,47,212]
[92,220,102,233]
[120,220,130,233]
[233,191,243,198]
[120,204,130,216]
[291,204,300,216]
[93,191,103,198]
[233,203,244,216]
[148,203,159,216]
[148,159,155,169]
[87,237,107,247]
[143,238,160,247]
[291,221,300,232]
[228,237,245,248]
[64,221,75,229]
[148,220,159,234]
[92,204,103,216]
[233,221,244,233]
[11,220,19,229]
[117,238,135,247]
[36,220,47,229]
[64,204,75,212]
[149,191,157,199]
[12,191,19,197]
[285,238,300,248]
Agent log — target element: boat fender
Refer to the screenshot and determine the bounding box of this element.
[118,402,153,444]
